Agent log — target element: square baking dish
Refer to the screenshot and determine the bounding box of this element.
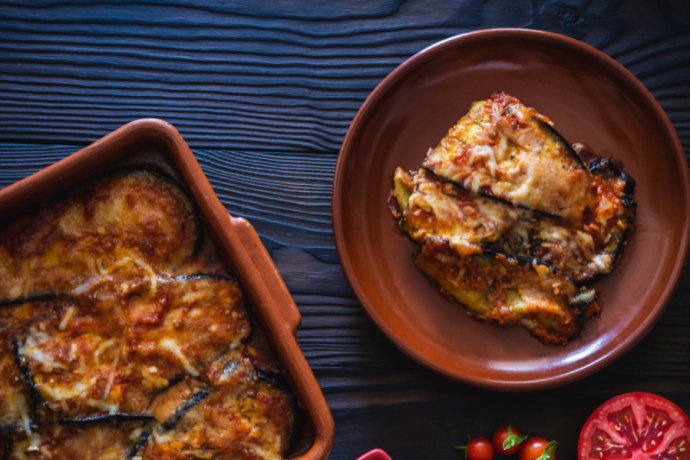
[0,118,334,460]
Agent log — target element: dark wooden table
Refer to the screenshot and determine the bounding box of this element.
[1,2,689,459]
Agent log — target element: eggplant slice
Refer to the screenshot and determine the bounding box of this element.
[492,160,635,282]
[15,276,249,420]
[393,167,635,283]
[0,170,200,304]
[134,351,296,460]
[4,416,154,460]
[392,167,518,256]
[0,297,73,430]
[0,170,299,459]
[415,238,599,344]
[422,92,595,225]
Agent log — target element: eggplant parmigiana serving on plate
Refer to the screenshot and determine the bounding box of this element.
[0,171,299,460]
[390,92,636,345]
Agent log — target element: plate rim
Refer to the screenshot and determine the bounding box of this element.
[332,28,690,391]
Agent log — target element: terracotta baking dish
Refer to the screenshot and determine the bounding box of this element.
[0,118,334,460]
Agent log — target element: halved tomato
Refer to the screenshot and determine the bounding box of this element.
[579,393,690,460]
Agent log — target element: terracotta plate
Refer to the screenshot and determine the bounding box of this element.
[332,29,690,391]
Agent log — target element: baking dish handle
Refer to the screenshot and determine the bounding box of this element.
[227,215,302,336]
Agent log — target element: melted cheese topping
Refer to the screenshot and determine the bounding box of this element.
[422,92,594,225]
[416,238,583,344]
[0,171,198,304]
[0,171,295,460]
[137,353,293,460]
[392,165,633,282]
[16,277,250,420]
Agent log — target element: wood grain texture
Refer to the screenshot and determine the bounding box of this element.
[0,143,688,460]
[1,1,690,458]
[0,0,689,152]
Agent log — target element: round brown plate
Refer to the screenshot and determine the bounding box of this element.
[332,29,690,391]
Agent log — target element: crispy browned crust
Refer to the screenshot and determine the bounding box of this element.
[422,92,594,225]
[391,93,632,344]
[14,277,250,420]
[5,417,154,460]
[0,171,296,460]
[0,170,199,304]
[137,352,295,460]
[416,238,589,344]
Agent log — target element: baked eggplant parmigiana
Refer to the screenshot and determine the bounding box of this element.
[0,171,297,460]
[391,92,635,344]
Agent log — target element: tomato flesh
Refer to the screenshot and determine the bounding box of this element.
[579,393,690,460]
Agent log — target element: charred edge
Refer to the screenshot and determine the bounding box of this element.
[444,175,516,207]
[63,414,156,425]
[171,274,245,326]
[12,337,49,418]
[172,274,239,284]
[421,166,547,216]
[482,247,559,272]
[127,430,153,460]
[604,227,630,269]
[160,388,211,432]
[463,243,583,289]
[573,296,597,338]
[534,118,588,169]
[256,369,304,450]
[0,293,68,310]
[518,205,565,222]
[588,158,637,197]
[2,438,11,460]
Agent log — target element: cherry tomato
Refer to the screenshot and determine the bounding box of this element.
[519,437,556,460]
[455,437,495,460]
[578,392,690,460]
[493,425,526,455]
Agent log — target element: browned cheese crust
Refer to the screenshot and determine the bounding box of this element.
[6,418,153,460]
[393,167,635,282]
[138,352,294,460]
[0,171,198,304]
[15,277,249,420]
[416,238,598,345]
[390,92,634,344]
[0,171,296,460]
[422,92,594,225]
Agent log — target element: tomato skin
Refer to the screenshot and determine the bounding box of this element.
[467,437,495,460]
[493,425,524,455]
[519,437,553,460]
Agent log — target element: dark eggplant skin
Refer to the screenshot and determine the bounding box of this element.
[589,158,636,196]
[172,274,239,284]
[2,438,11,460]
[12,337,49,421]
[0,294,67,310]
[534,117,590,169]
[482,247,557,270]
[62,414,156,460]
[587,157,637,273]
[159,388,211,432]
[63,414,157,425]
[256,369,305,450]
[127,430,153,460]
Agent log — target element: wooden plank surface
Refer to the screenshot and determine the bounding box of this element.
[0,0,689,152]
[0,144,688,460]
[1,1,690,459]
